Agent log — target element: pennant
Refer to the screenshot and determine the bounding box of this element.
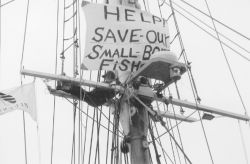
[0,83,37,121]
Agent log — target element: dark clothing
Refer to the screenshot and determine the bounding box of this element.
[67,85,116,107]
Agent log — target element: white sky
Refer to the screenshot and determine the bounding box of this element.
[0,0,250,164]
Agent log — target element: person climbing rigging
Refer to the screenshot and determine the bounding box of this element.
[56,71,117,107]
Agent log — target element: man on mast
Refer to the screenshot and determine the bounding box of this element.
[56,71,118,107]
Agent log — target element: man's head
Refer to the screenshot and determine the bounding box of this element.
[102,71,116,83]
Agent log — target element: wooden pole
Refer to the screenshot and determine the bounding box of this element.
[103,0,150,163]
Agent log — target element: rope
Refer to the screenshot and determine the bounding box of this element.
[149,121,162,164]
[153,110,197,141]
[0,0,15,8]
[165,118,177,164]
[163,2,250,62]
[238,121,249,164]
[77,109,81,164]
[105,109,111,164]
[153,126,176,164]
[203,0,250,162]
[170,32,180,45]
[77,0,83,163]
[157,1,215,163]
[19,0,31,163]
[110,109,116,164]
[20,0,30,82]
[87,105,96,164]
[148,148,154,164]
[166,1,216,163]
[60,0,66,74]
[50,96,57,164]
[172,1,250,54]
[72,0,80,163]
[161,121,193,164]
[0,0,1,87]
[65,99,123,139]
[65,11,77,22]
[173,84,184,114]
[166,112,182,164]
[155,3,198,163]
[152,121,168,164]
[203,0,249,117]
[94,107,103,164]
[65,0,77,9]
[131,92,192,163]
[22,112,28,164]
[115,105,120,164]
[155,90,179,164]
[159,0,166,7]
[154,122,176,164]
[50,0,60,163]
[63,29,77,41]
[142,0,147,11]
[168,88,187,164]
[81,105,89,164]
[178,0,250,41]
[71,106,77,164]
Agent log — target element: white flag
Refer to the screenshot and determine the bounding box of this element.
[0,83,37,121]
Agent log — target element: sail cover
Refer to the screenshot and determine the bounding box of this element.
[81,3,170,72]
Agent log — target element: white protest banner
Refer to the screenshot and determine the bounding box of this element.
[81,3,170,72]
[0,83,37,121]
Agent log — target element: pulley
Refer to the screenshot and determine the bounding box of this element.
[120,139,129,154]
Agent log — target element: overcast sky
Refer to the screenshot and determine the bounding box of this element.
[0,0,250,164]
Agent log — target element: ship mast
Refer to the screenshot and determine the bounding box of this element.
[19,0,250,163]
[106,1,150,164]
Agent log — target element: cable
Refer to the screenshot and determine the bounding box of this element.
[203,0,249,117]
[172,1,250,54]
[65,0,76,9]
[105,109,111,164]
[155,93,180,164]
[71,105,77,164]
[203,0,250,162]
[19,0,31,163]
[65,98,123,139]
[163,2,250,62]
[153,110,197,141]
[22,112,28,164]
[87,105,95,164]
[50,1,60,164]
[20,0,30,82]
[165,118,177,164]
[238,121,249,164]
[160,1,215,163]
[153,121,171,164]
[149,121,161,164]
[60,0,66,75]
[0,0,1,87]
[81,105,89,164]
[142,0,147,11]
[177,0,250,41]
[65,11,77,22]
[94,107,102,164]
[0,0,15,8]
[131,92,193,163]
[77,0,84,163]
[161,121,193,164]
[165,89,187,164]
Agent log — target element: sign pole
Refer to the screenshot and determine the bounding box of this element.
[104,0,150,164]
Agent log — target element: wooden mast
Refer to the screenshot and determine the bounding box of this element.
[104,0,150,164]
